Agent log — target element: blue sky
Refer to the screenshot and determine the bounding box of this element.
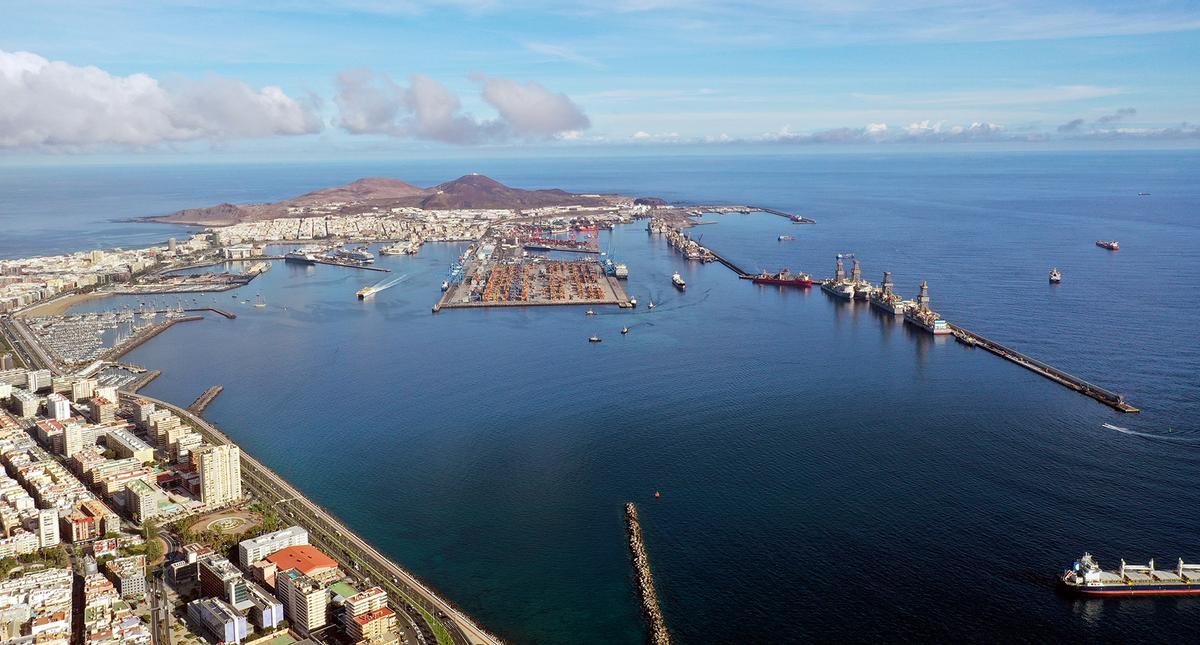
[1,0,1197,155]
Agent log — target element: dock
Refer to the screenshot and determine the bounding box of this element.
[949,324,1139,413]
[103,315,204,361]
[312,258,390,272]
[120,369,161,393]
[625,502,671,645]
[184,307,237,319]
[705,247,751,278]
[187,385,224,415]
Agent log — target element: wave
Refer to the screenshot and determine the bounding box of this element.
[1103,423,1200,444]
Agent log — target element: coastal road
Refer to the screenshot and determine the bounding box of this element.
[126,391,502,645]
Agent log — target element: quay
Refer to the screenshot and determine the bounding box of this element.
[186,385,224,415]
[625,502,670,645]
[120,369,161,393]
[949,324,1139,413]
[184,307,237,319]
[124,391,503,645]
[313,257,390,272]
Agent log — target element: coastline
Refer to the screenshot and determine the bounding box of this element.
[18,290,113,317]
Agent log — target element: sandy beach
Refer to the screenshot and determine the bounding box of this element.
[18,291,112,317]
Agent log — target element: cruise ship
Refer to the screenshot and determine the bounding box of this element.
[333,247,376,264]
[284,248,318,264]
[380,241,418,255]
[1062,553,1200,595]
[903,281,951,334]
[868,272,909,315]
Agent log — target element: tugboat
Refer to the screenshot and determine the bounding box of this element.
[1096,240,1120,251]
[588,335,602,343]
[1049,268,1062,283]
[672,272,686,291]
[1061,552,1200,595]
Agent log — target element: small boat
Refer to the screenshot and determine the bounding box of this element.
[648,301,656,309]
[1138,192,1151,196]
[441,280,449,291]
[586,309,596,316]
[588,335,602,343]
[654,491,661,499]
[621,326,629,335]
[1096,240,1120,251]
[1049,268,1062,283]
[629,297,637,307]
[777,235,795,241]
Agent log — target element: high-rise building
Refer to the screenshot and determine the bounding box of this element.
[187,597,248,644]
[88,397,116,425]
[343,585,398,643]
[0,353,13,370]
[9,388,39,418]
[131,399,156,430]
[45,393,70,421]
[194,444,241,507]
[70,378,97,402]
[199,555,250,607]
[124,480,160,524]
[24,369,51,392]
[37,508,59,548]
[237,525,309,568]
[275,568,328,635]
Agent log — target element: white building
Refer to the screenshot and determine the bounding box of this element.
[237,526,308,568]
[45,393,70,421]
[195,444,241,507]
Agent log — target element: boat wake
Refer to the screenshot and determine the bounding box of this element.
[1103,423,1200,444]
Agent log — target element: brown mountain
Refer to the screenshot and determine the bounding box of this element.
[147,174,617,226]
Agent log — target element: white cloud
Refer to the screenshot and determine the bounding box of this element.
[0,49,320,149]
[522,42,605,69]
[334,69,589,144]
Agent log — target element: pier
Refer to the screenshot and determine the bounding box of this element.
[120,369,161,393]
[705,247,751,278]
[187,385,224,415]
[625,502,670,645]
[949,324,1139,413]
[184,307,237,319]
[103,315,204,361]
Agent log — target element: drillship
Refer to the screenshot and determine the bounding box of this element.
[672,272,686,290]
[868,272,909,315]
[820,255,855,299]
[1061,553,1200,595]
[752,269,813,287]
[903,280,951,334]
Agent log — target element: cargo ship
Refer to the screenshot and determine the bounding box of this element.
[672,272,686,290]
[1096,240,1120,251]
[1061,553,1200,595]
[903,281,951,335]
[752,269,813,287]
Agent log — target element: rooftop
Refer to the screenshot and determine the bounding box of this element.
[265,545,337,576]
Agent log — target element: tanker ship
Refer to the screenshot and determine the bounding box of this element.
[1061,553,1200,595]
[752,269,813,287]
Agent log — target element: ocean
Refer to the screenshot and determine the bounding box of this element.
[4,150,1200,643]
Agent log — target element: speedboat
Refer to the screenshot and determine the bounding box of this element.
[588,335,602,343]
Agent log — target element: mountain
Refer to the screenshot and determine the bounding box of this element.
[147,174,619,226]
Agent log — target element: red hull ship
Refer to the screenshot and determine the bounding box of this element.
[752,269,813,287]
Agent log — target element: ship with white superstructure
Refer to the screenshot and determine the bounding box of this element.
[1062,553,1200,596]
[868,271,911,315]
[903,280,951,334]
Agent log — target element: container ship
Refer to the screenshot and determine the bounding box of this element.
[672,272,686,290]
[1096,240,1120,251]
[752,269,812,287]
[1061,553,1200,595]
[903,281,951,335]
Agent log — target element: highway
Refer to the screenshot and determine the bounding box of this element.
[126,391,502,645]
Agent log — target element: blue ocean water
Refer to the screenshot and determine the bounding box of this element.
[6,150,1200,643]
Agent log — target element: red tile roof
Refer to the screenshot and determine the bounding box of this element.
[265,545,338,576]
[352,606,395,626]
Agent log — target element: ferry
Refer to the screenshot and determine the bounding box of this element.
[356,286,377,300]
[672,272,686,290]
[1096,240,1120,251]
[1049,267,1062,283]
[1061,553,1200,595]
[752,269,813,288]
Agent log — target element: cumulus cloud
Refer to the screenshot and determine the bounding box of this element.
[0,49,320,149]
[334,69,588,144]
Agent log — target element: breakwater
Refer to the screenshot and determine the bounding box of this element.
[103,315,203,361]
[949,324,1139,413]
[625,502,670,645]
[120,369,161,393]
[187,385,224,415]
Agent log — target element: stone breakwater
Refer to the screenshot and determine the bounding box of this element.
[625,502,671,645]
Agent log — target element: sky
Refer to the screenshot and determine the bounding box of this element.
[1,0,1198,158]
